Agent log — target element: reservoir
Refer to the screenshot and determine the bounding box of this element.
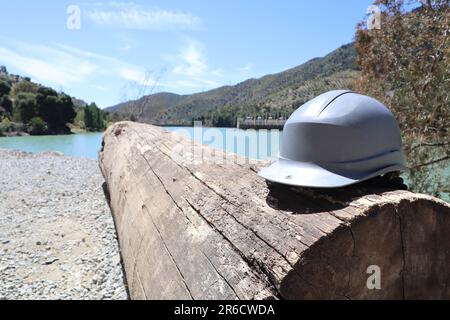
[0,127,282,161]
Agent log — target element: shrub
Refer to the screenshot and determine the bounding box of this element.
[0,80,11,96]
[0,95,12,114]
[0,118,25,134]
[27,117,48,135]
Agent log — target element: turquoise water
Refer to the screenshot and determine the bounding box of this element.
[0,132,104,159]
[0,127,282,161]
[165,126,282,160]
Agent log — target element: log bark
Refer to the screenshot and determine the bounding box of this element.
[99,121,450,300]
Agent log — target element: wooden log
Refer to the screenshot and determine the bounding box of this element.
[99,121,450,300]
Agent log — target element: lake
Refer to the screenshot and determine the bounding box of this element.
[0,132,104,159]
[0,127,283,161]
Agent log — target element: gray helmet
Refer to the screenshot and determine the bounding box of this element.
[258,90,409,188]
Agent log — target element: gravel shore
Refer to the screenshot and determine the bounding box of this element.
[0,149,128,300]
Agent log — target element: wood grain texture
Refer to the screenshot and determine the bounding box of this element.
[99,121,450,300]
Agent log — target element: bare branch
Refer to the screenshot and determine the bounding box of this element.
[412,156,450,169]
[410,141,450,151]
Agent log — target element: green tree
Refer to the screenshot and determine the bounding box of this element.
[27,117,48,135]
[57,93,77,127]
[84,102,104,131]
[10,80,39,98]
[0,95,12,115]
[36,87,76,132]
[84,104,93,129]
[14,93,38,123]
[0,80,11,96]
[354,0,449,196]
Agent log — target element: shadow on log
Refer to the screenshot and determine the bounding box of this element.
[99,121,450,300]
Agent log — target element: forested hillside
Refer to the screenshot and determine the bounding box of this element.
[0,67,105,136]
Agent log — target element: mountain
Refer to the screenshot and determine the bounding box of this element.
[71,97,88,108]
[106,42,360,126]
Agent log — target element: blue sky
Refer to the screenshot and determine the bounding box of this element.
[0,0,374,108]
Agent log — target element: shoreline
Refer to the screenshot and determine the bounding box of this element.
[0,149,128,300]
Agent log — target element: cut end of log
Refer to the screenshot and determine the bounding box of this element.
[99,121,450,300]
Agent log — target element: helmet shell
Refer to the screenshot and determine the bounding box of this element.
[258,90,409,188]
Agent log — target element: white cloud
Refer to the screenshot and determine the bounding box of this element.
[0,40,157,89]
[173,41,207,77]
[53,43,118,62]
[92,84,108,91]
[85,2,201,30]
[119,68,143,82]
[238,63,253,74]
[167,40,220,89]
[119,68,156,86]
[0,46,96,86]
[115,32,138,52]
[58,45,158,87]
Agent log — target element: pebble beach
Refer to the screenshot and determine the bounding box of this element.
[0,149,128,300]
